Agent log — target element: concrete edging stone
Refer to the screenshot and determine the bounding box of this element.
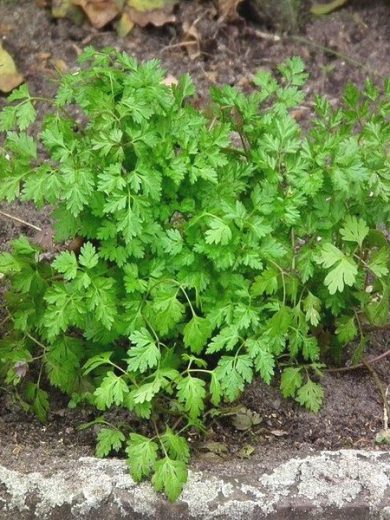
[0,449,389,519]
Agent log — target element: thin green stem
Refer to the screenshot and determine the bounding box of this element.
[268,259,287,305]
[152,418,168,457]
[26,333,47,352]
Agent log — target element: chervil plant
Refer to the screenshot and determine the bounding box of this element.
[0,48,389,500]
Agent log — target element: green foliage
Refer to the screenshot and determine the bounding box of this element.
[0,49,389,500]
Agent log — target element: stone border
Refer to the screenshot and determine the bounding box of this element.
[0,450,389,519]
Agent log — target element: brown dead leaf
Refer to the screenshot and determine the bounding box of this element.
[232,408,262,431]
[0,45,24,93]
[72,0,120,28]
[116,12,135,36]
[182,20,201,60]
[204,70,218,83]
[217,0,244,22]
[51,0,85,23]
[198,441,228,456]
[270,429,289,437]
[125,7,175,27]
[126,0,176,27]
[37,52,52,61]
[0,24,13,35]
[161,74,178,86]
[237,444,255,459]
[49,0,176,28]
[51,58,69,73]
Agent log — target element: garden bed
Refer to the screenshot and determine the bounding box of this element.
[0,0,390,515]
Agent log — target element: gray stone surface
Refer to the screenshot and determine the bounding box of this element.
[0,449,389,519]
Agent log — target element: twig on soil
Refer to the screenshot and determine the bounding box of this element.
[0,210,42,232]
[288,35,385,78]
[160,41,200,53]
[243,27,281,42]
[325,348,390,373]
[362,360,390,430]
[384,387,389,431]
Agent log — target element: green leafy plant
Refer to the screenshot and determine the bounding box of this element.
[0,48,389,500]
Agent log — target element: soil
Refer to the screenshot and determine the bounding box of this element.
[1,0,390,475]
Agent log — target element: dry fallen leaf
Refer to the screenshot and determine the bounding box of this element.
[0,45,24,93]
[237,444,255,459]
[182,20,201,60]
[49,0,176,28]
[270,429,289,437]
[116,11,135,36]
[51,58,69,73]
[126,0,176,27]
[217,0,244,22]
[14,360,28,378]
[51,0,85,23]
[199,441,228,456]
[232,408,262,431]
[375,429,390,445]
[161,74,178,86]
[72,0,120,28]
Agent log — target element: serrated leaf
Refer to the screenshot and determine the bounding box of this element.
[235,355,253,383]
[96,428,125,458]
[206,326,239,354]
[317,244,358,294]
[132,378,161,403]
[161,428,190,463]
[246,339,275,384]
[176,376,206,419]
[24,383,49,423]
[11,236,38,256]
[83,352,113,375]
[280,367,302,398]
[251,267,278,296]
[183,316,212,354]
[335,316,357,344]
[0,252,21,274]
[126,433,158,481]
[94,371,129,410]
[205,218,232,246]
[214,356,245,401]
[340,216,369,248]
[302,336,320,361]
[45,337,83,393]
[79,242,99,269]
[152,457,188,502]
[52,251,78,280]
[152,288,185,335]
[86,277,117,330]
[324,257,358,294]
[161,228,183,255]
[128,328,161,373]
[303,292,321,327]
[296,379,324,413]
[366,288,389,326]
[210,371,222,406]
[368,247,389,278]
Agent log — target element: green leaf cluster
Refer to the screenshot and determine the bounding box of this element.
[1,49,389,500]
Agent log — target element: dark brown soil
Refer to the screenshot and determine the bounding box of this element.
[0,0,390,473]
